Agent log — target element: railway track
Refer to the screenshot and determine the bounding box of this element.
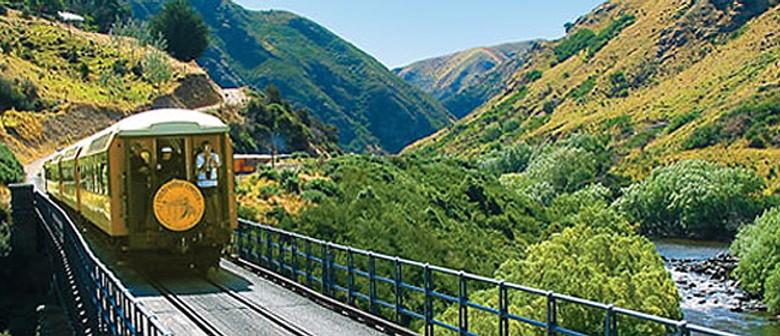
[150,274,313,336]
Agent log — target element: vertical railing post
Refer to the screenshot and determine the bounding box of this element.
[277,232,285,276]
[424,264,434,336]
[458,271,468,335]
[321,243,329,295]
[265,229,273,269]
[291,236,299,283]
[305,240,313,289]
[253,228,262,264]
[605,304,615,336]
[676,321,688,336]
[368,252,377,315]
[347,248,355,306]
[394,257,403,323]
[546,291,556,336]
[498,281,508,336]
[236,223,245,259]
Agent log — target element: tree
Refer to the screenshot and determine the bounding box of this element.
[150,0,209,62]
[617,160,766,239]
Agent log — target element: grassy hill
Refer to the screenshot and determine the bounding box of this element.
[394,41,536,118]
[0,8,226,163]
[406,0,780,189]
[130,0,454,153]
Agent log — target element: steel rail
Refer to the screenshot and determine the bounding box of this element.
[150,280,227,336]
[203,278,313,336]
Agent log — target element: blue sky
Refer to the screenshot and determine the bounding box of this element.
[233,0,605,69]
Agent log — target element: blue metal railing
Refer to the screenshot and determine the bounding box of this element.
[235,219,737,336]
[34,191,171,336]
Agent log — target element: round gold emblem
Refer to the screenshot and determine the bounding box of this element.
[153,179,205,232]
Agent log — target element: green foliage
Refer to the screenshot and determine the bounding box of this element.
[303,178,340,197]
[567,75,597,102]
[553,15,636,63]
[278,155,544,277]
[481,123,502,143]
[437,224,680,335]
[586,15,636,57]
[230,87,340,155]
[301,189,326,203]
[683,123,723,149]
[499,135,612,204]
[553,28,597,63]
[63,0,129,32]
[141,49,171,87]
[24,0,63,14]
[237,204,258,220]
[732,208,780,313]
[523,69,543,83]
[607,71,629,98]
[0,143,23,185]
[110,18,167,50]
[683,94,780,149]
[666,109,701,133]
[0,75,42,112]
[150,0,208,62]
[618,160,766,239]
[478,142,534,175]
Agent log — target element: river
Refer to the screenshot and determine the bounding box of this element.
[654,239,780,335]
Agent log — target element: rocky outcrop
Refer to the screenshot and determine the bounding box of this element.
[151,73,224,109]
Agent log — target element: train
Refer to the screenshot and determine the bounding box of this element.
[42,109,237,269]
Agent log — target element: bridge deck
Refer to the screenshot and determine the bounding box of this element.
[128,260,384,335]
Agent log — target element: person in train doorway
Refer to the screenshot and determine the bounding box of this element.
[156,146,181,184]
[196,140,221,226]
[130,143,151,229]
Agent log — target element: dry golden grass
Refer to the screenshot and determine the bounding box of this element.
[408,0,780,185]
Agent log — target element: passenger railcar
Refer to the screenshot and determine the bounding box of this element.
[43,109,237,269]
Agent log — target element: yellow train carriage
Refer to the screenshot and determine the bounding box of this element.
[44,109,237,267]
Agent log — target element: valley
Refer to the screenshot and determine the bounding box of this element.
[1,0,780,334]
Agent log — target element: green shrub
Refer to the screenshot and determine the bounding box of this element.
[618,160,766,239]
[732,207,780,313]
[303,178,340,197]
[301,189,326,203]
[481,123,502,143]
[0,76,41,112]
[436,224,680,335]
[237,205,258,220]
[554,28,597,62]
[523,69,543,83]
[291,151,311,159]
[256,184,279,198]
[0,143,23,185]
[683,124,723,149]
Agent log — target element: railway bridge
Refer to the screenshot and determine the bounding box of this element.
[10,183,739,336]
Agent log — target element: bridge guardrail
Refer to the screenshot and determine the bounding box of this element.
[235,219,738,336]
[34,191,172,336]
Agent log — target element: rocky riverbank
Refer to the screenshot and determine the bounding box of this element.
[665,252,766,313]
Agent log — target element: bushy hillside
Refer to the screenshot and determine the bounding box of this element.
[130,0,454,153]
[406,0,780,188]
[394,41,536,118]
[228,86,341,156]
[0,9,224,162]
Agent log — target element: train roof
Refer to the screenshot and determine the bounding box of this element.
[53,109,230,162]
[113,109,229,136]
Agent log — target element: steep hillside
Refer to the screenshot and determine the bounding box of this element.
[130,0,454,153]
[394,41,536,118]
[407,0,780,189]
[0,9,224,163]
